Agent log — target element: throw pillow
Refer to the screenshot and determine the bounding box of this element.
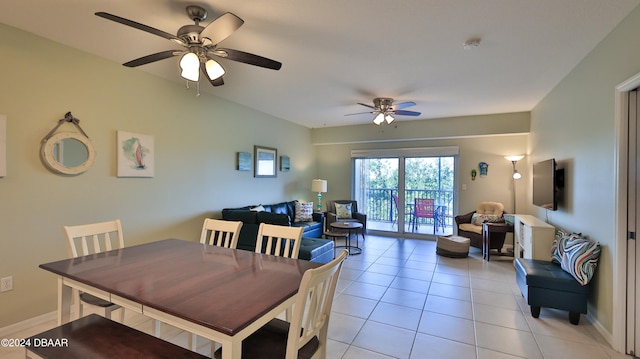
[470,213,500,225]
[250,205,265,212]
[335,203,352,219]
[550,229,581,264]
[294,202,314,222]
[560,236,601,286]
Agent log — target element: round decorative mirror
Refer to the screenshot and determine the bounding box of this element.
[41,132,96,175]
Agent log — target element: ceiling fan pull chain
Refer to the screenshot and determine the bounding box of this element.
[196,81,201,97]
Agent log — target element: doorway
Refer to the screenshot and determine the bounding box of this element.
[614,71,640,355]
[351,147,458,238]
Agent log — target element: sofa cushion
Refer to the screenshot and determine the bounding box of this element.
[221,210,258,224]
[459,223,482,234]
[263,201,295,217]
[294,202,314,222]
[470,213,500,225]
[293,220,321,232]
[476,202,504,216]
[257,211,291,226]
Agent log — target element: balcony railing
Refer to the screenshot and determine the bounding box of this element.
[362,188,454,234]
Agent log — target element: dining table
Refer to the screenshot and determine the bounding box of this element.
[39,238,321,359]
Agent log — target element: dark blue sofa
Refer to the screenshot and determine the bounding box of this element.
[221,200,334,263]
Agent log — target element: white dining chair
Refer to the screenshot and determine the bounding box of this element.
[214,249,348,359]
[62,220,125,322]
[255,223,303,259]
[200,218,242,248]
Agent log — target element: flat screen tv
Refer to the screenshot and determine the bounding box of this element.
[533,158,562,210]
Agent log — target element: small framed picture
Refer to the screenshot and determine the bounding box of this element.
[254,145,277,178]
[237,152,251,171]
[280,155,290,172]
[117,130,154,177]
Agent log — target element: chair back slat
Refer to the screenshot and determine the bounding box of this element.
[63,220,124,258]
[256,223,303,259]
[200,219,242,249]
[285,250,348,359]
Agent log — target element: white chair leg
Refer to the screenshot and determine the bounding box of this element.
[73,289,82,319]
[189,333,197,351]
[153,320,161,338]
[103,307,112,320]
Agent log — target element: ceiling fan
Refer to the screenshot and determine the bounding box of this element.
[95,5,282,87]
[346,98,421,125]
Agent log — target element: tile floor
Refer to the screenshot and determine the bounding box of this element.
[1,235,634,358]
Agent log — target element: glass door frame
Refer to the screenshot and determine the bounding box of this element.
[351,147,459,239]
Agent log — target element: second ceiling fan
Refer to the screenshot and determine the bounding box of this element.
[95,5,282,87]
[346,98,421,125]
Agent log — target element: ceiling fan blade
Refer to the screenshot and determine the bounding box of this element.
[123,50,182,67]
[357,103,376,109]
[393,101,416,110]
[393,110,421,116]
[95,12,185,45]
[345,111,377,116]
[200,12,244,45]
[200,63,225,87]
[213,48,282,70]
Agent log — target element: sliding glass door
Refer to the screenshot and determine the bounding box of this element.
[353,147,457,238]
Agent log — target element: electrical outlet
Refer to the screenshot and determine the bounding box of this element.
[1,276,13,292]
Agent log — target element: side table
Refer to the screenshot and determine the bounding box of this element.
[330,222,363,255]
[482,222,514,261]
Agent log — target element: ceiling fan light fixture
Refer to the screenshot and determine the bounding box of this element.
[385,114,395,124]
[179,52,200,81]
[373,113,385,125]
[205,59,225,80]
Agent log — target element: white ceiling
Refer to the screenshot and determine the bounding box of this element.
[1,0,638,128]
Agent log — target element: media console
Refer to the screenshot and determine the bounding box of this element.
[513,215,555,261]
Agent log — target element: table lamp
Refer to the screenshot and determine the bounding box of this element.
[311,179,327,211]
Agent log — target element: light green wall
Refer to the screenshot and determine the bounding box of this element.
[312,113,530,214]
[0,24,317,327]
[529,5,640,334]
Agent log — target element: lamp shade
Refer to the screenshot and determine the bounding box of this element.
[205,59,225,80]
[373,113,385,125]
[385,114,395,124]
[504,155,525,162]
[179,52,200,82]
[311,179,327,193]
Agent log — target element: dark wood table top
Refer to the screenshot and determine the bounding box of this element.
[39,239,321,336]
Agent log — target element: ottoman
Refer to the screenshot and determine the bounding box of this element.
[299,237,335,264]
[437,235,470,258]
[515,258,590,325]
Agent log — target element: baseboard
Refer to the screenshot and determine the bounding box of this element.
[0,311,55,337]
[586,311,616,350]
[0,306,76,337]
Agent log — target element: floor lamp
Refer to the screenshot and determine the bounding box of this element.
[311,179,327,211]
[504,155,524,213]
